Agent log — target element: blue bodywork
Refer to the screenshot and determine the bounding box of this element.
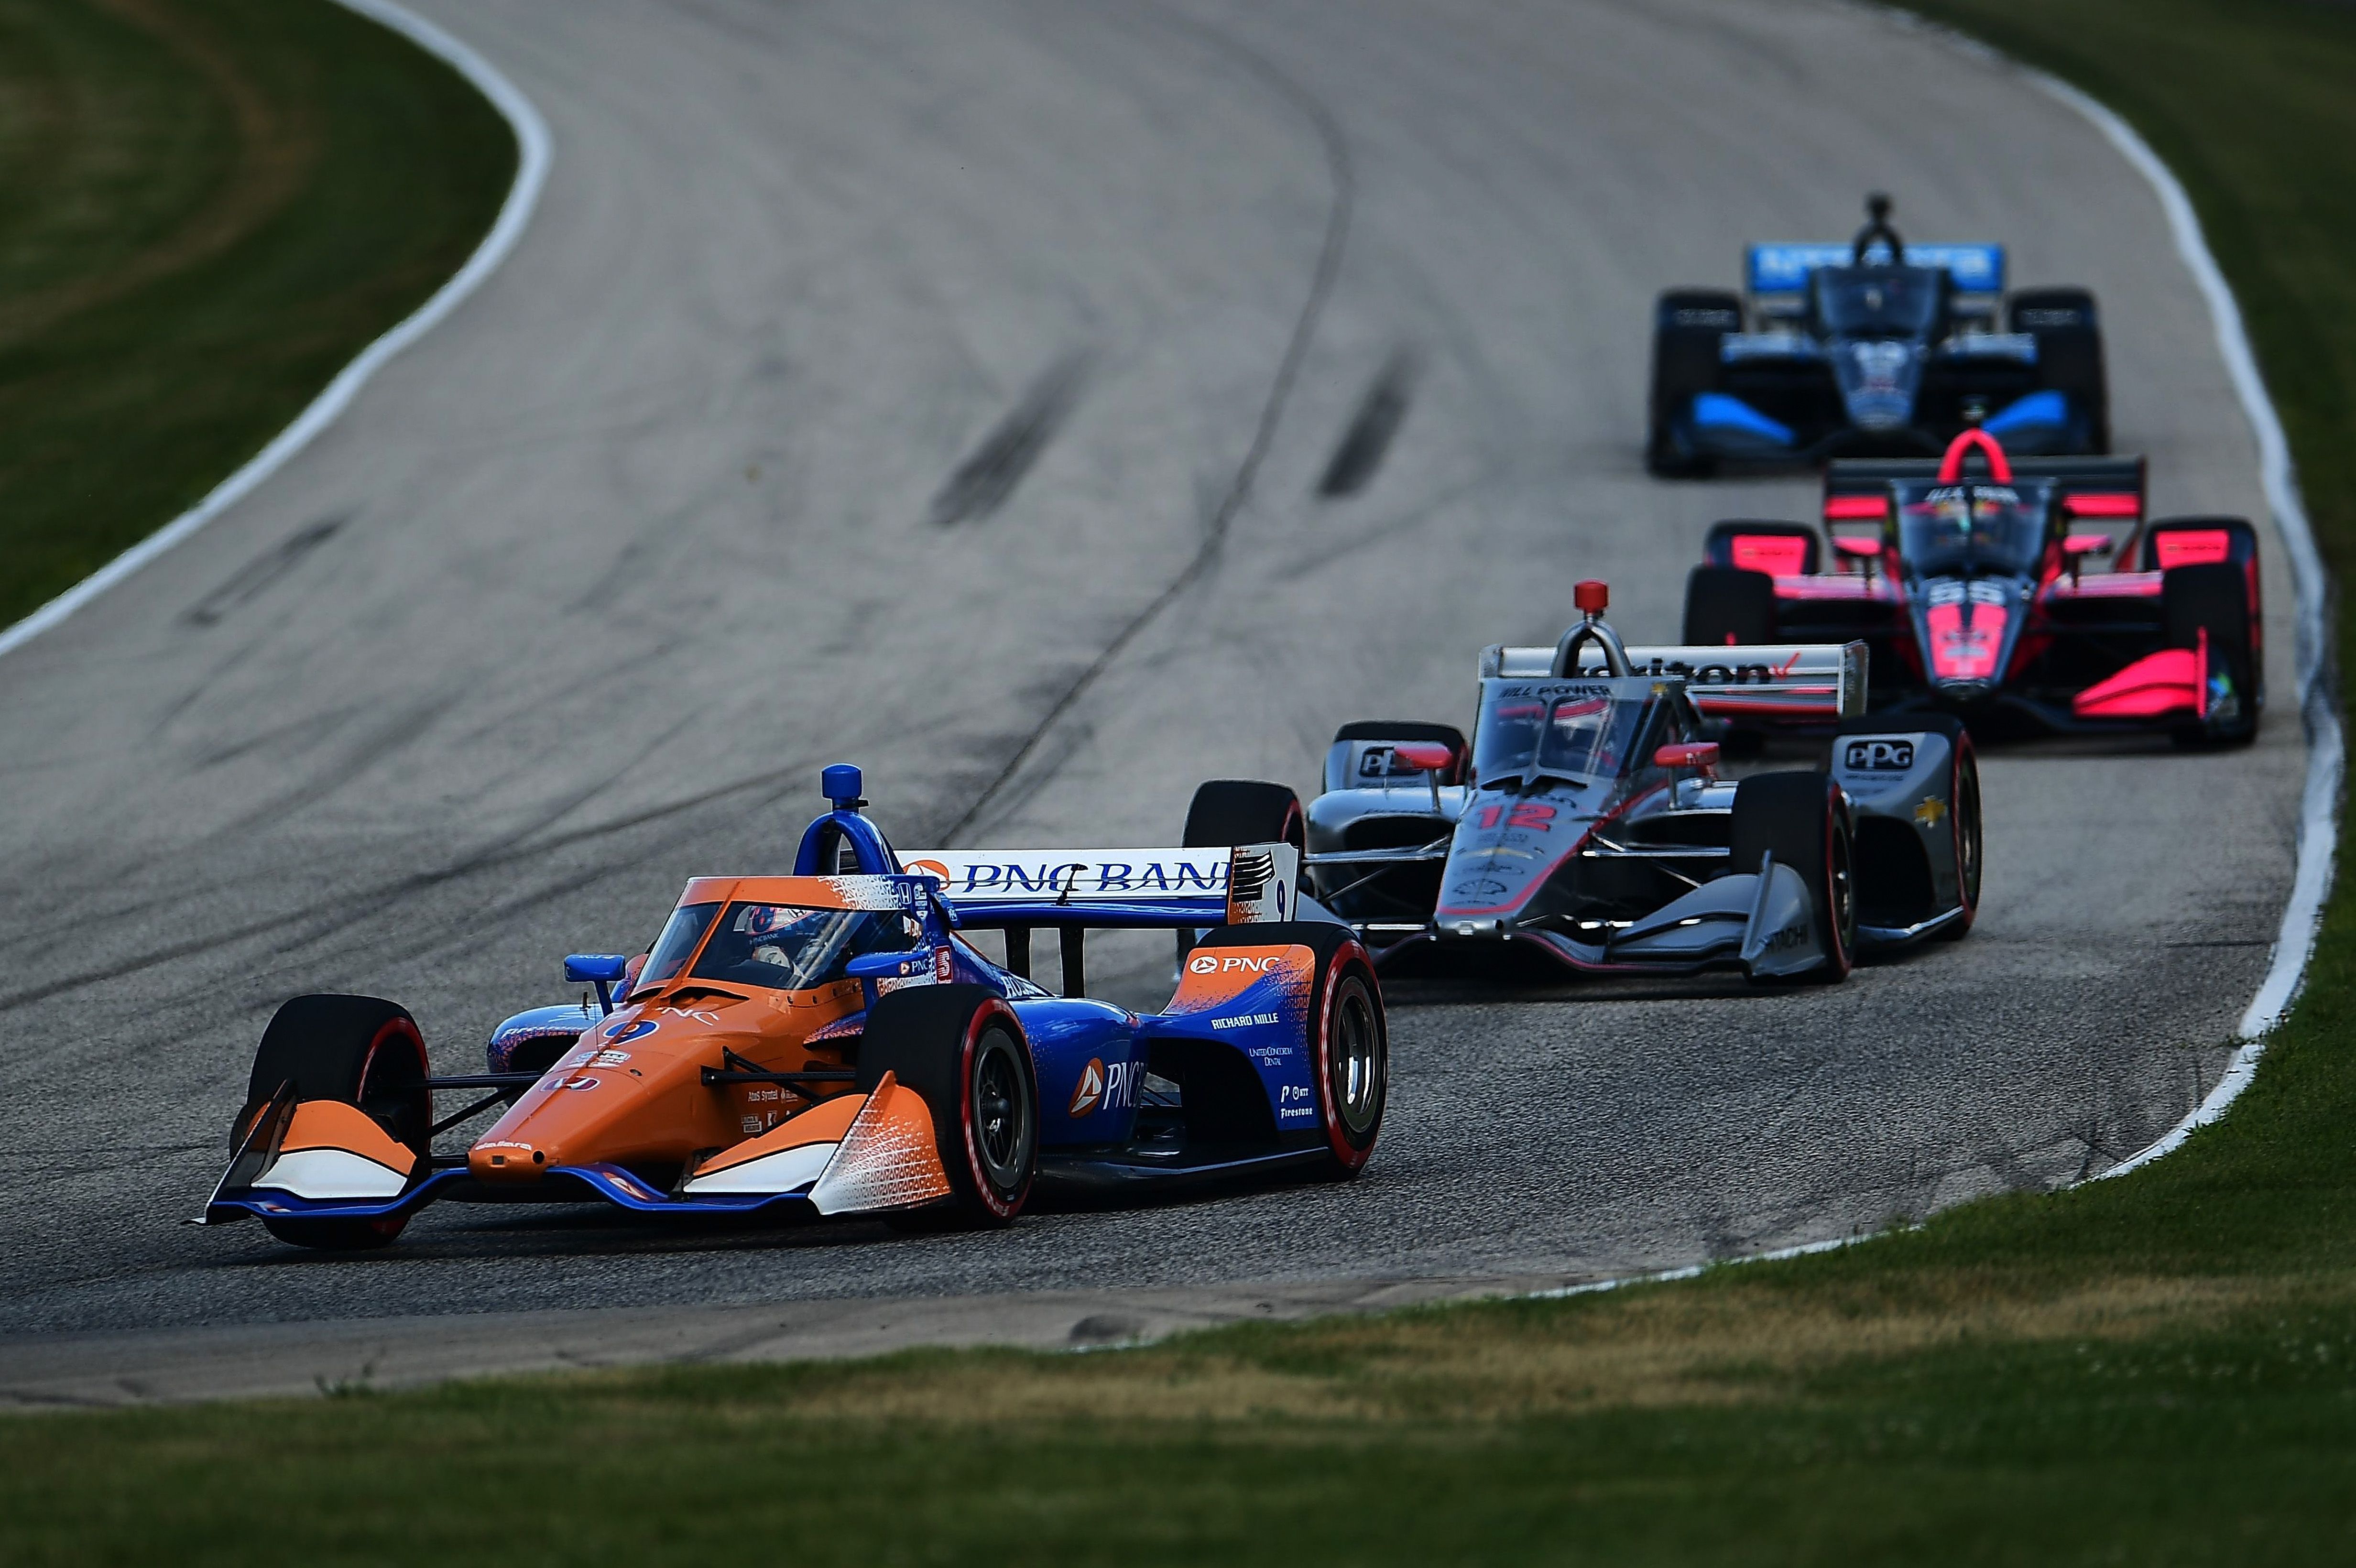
[207,765,1340,1231]
[1653,215,2104,470]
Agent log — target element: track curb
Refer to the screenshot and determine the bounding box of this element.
[0,0,553,665]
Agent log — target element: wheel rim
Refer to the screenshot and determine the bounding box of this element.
[969,1028,1032,1195]
[1827,801,1856,961]
[1955,751,1983,909]
[1328,974,1385,1143]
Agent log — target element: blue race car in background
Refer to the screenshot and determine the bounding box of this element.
[1647,194,2108,474]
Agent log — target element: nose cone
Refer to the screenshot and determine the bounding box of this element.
[1836,339,1922,432]
[1435,792,1592,924]
[467,1057,654,1181]
[1919,581,2019,694]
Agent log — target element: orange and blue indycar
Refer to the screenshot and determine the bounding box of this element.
[198,766,1387,1249]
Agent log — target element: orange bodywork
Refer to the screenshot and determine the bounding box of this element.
[467,875,893,1186]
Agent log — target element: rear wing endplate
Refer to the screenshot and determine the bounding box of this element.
[899,844,1301,930]
[1479,642,1868,722]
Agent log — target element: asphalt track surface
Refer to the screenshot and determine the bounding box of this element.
[0,0,2301,1382]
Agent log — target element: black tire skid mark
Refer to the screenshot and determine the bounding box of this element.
[939,4,1356,844]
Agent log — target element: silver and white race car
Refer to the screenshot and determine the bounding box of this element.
[1233,583,1982,982]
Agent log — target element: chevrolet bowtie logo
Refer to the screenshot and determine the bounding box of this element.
[1914,796,1949,827]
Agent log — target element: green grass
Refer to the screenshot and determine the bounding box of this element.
[6,1285,2356,1565]
[0,0,512,631]
[7,0,2356,1562]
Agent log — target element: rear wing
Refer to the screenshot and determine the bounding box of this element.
[1824,453,2149,526]
[1478,642,1867,722]
[1747,241,2005,322]
[899,844,1301,930]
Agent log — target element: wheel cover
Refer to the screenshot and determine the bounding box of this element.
[1827,802,1856,961]
[1955,751,1983,908]
[969,1029,1032,1194]
[1330,980,1384,1140]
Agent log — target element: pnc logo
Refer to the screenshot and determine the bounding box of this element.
[1068,1058,1107,1117]
[1188,953,1279,976]
[603,1019,657,1044]
[1066,1058,1142,1118]
[905,859,951,887]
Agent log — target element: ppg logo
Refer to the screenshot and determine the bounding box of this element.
[1843,738,1915,772]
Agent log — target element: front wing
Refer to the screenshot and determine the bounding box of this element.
[198,1071,956,1228]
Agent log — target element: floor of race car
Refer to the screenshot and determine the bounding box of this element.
[0,0,2299,1394]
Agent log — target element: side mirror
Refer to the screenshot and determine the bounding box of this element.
[2061,532,2113,587]
[1654,741,1720,774]
[1390,741,1455,773]
[565,952,631,1017]
[564,954,629,984]
[845,949,932,982]
[1830,534,1882,578]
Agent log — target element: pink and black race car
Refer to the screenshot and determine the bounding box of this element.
[1681,428,2260,744]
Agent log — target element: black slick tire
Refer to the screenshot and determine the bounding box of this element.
[1648,290,1739,477]
[239,994,430,1251]
[858,984,1038,1228]
[1191,922,1386,1176]
[1183,780,1306,854]
[2162,563,2258,747]
[2010,288,2109,452]
[1729,772,1855,980]
[1683,566,1778,647]
[1939,723,1983,938]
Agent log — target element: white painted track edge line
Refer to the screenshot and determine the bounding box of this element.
[1521,1235,1869,1302]
[1832,10,2338,1188]
[0,0,552,665]
[2006,61,2338,1175]
[1881,13,2337,1049]
[1521,10,2343,1307]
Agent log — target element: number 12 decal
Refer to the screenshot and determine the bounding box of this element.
[1476,803,1557,831]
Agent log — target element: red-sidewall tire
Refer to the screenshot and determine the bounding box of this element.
[951,1001,1036,1223]
[1193,923,1389,1176]
[240,995,429,1252]
[1939,730,1983,940]
[1311,943,1386,1176]
[1182,780,1306,856]
[1820,791,1855,980]
[1730,773,1855,982]
[860,985,1038,1228]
